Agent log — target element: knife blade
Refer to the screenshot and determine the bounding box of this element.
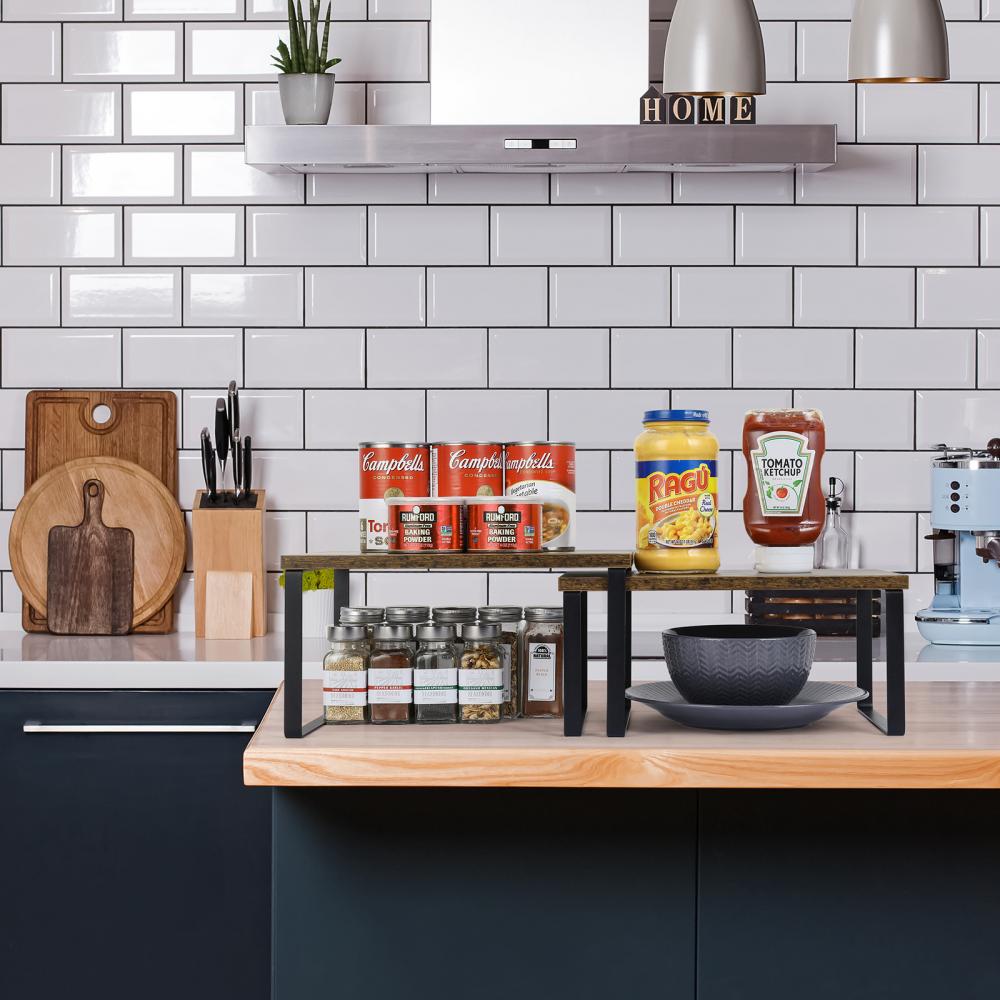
[232,432,243,505]
[200,427,217,502]
[227,380,240,454]
[214,398,230,492]
[242,435,252,499]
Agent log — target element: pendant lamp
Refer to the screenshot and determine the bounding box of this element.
[849,0,950,83]
[662,0,766,97]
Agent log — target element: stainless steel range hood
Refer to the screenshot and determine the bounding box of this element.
[244,124,838,175]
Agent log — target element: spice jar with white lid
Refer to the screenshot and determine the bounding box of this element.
[368,625,414,724]
[413,624,460,724]
[522,607,564,719]
[459,623,504,724]
[323,625,369,725]
[479,606,523,718]
[386,606,430,626]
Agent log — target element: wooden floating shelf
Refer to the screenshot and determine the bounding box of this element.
[559,569,910,593]
[245,681,1000,790]
[281,551,634,571]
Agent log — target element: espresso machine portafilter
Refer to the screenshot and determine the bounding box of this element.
[916,440,1000,645]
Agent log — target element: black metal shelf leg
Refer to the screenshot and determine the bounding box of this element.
[563,590,586,737]
[856,589,874,715]
[857,588,906,736]
[283,570,303,739]
[607,568,631,738]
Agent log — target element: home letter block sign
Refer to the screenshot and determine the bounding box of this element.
[639,86,756,125]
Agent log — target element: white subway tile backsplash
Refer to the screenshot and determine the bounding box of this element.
[948,23,1000,82]
[2,329,120,388]
[126,206,243,265]
[762,21,795,82]
[186,23,287,80]
[859,85,978,143]
[123,328,241,387]
[978,331,1000,388]
[0,269,60,326]
[367,84,430,125]
[3,451,26,511]
[757,83,856,142]
[307,390,425,447]
[430,268,547,327]
[753,0,851,16]
[371,206,487,265]
[737,207,855,266]
[1,85,120,144]
[64,267,180,326]
[3,0,120,19]
[574,512,632,551]
[0,26,61,83]
[798,145,916,205]
[309,266,425,326]
[248,0,366,17]
[849,513,916,572]
[983,208,1000,265]
[795,268,914,327]
[249,206,366,265]
[186,147,303,204]
[3,207,121,266]
[310,173,427,205]
[918,269,1000,327]
[616,206,732,266]
[306,512,363,556]
[494,207,610,266]
[367,329,487,388]
[795,390,914,449]
[916,391,1000,449]
[981,85,1000,142]
[65,146,181,203]
[611,329,731,388]
[126,85,242,142]
[551,173,672,205]
[0,147,60,204]
[733,329,854,389]
[264,512,305,572]
[549,391,656,450]
[245,329,365,388]
[859,207,978,266]
[127,0,243,17]
[427,390,546,443]
[796,22,849,82]
[575,451,610,511]
[244,450,358,510]
[429,174,547,206]
[675,172,793,205]
[673,391,792,450]
[673,268,791,327]
[367,572,489,609]
[246,81,366,125]
[553,268,670,327]
[856,329,976,389]
[185,267,303,326]
[856,453,931,512]
[920,146,1000,204]
[489,329,610,388]
[64,24,182,82]
[184,389,301,449]
[369,0,429,17]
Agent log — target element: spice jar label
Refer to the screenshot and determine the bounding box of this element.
[323,670,368,707]
[368,667,413,704]
[413,668,458,704]
[458,668,504,704]
[498,645,512,702]
[527,643,557,702]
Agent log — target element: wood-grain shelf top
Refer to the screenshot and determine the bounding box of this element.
[244,681,1000,790]
[559,569,909,592]
[281,551,634,571]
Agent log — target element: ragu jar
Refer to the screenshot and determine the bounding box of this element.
[742,409,827,574]
[431,442,504,498]
[358,443,430,553]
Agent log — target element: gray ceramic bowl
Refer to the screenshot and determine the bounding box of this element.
[662,625,816,706]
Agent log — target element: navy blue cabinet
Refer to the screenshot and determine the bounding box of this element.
[0,690,273,1000]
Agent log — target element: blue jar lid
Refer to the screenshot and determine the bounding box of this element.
[643,409,709,424]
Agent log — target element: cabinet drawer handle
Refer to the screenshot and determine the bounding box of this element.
[22,723,257,734]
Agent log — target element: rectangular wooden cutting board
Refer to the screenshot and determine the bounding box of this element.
[23,390,178,633]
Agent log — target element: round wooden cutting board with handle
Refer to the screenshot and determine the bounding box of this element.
[10,457,186,630]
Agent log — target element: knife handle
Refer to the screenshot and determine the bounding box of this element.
[242,436,252,498]
[215,399,230,476]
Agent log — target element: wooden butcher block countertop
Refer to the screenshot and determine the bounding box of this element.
[244,681,1000,790]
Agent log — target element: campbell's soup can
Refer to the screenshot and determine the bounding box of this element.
[503,442,576,550]
[359,443,430,552]
[387,499,465,552]
[431,442,504,498]
[466,499,542,552]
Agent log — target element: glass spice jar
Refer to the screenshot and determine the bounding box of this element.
[522,607,564,719]
[386,606,431,627]
[413,624,460,724]
[368,625,414,724]
[458,623,504,724]
[323,625,369,725]
[479,606,523,719]
[340,607,386,647]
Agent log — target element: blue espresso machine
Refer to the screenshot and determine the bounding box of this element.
[916,442,1000,646]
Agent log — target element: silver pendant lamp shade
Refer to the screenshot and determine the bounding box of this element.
[848,0,950,83]
[662,0,766,97]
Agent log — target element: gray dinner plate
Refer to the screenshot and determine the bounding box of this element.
[625,681,868,731]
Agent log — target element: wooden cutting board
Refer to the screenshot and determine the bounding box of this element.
[24,390,177,633]
[11,457,186,632]
[47,480,135,636]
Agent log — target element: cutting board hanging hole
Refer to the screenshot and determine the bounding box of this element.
[91,404,112,425]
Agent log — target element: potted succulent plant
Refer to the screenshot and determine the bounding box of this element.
[279,569,337,637]
[272,0,341,125]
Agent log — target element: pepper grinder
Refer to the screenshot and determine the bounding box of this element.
[816,477,850,570]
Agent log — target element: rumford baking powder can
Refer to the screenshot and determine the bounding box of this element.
[359,443,430,552]
[431,442,504,498]
[466,499,542,552]
[504,442,576,550]
[386,499,465,552]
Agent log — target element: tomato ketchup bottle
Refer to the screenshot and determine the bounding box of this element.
[742,409,826,573]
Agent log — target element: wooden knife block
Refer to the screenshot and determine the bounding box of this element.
[193,491,266,639]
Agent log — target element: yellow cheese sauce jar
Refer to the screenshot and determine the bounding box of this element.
[634,409,720,573]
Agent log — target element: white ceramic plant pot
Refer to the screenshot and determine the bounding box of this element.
[278,73,335,125]
[301,588,336,638]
